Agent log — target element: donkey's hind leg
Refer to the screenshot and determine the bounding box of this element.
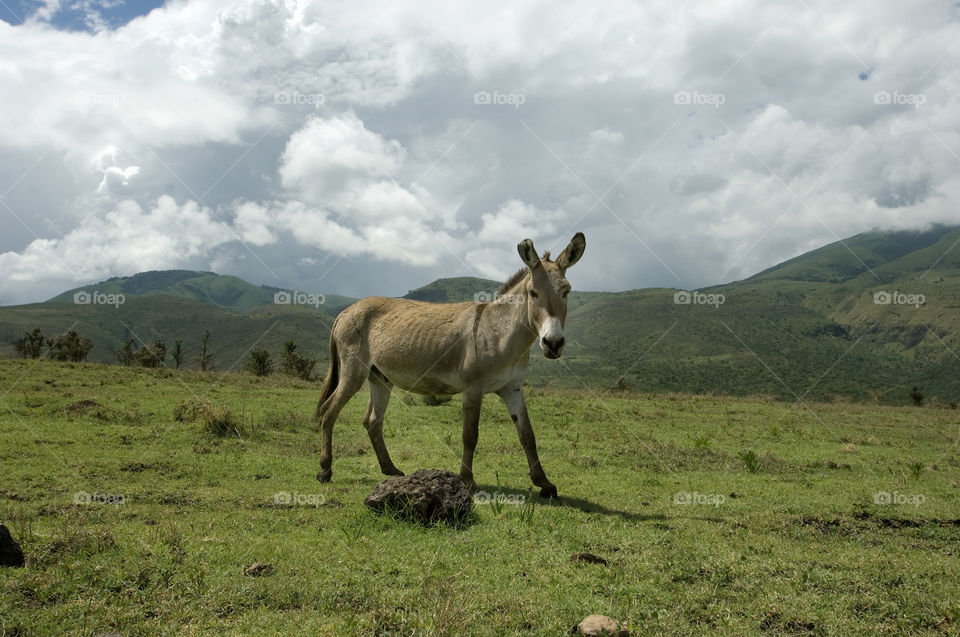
[317,357,367,483]
[365,367,403,477]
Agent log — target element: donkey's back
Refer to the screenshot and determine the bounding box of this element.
[331,296,475,395]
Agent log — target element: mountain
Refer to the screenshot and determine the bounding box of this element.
[748,225,960,284]
[48,270,358,315]
[537,225,960,403]
[402,277,501,303]
[2,226,959,405]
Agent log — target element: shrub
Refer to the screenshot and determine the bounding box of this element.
[247,348,274,376]
[280,340,317,381]
[138,340,167,368]
[423,394,452,406]
[14,328,47,359]
[47,330,94,362]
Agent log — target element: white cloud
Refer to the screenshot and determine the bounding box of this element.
[279,113,405,206]
[1,0,959,304]
[0,196,232,288]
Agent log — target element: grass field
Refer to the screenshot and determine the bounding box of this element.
[1,358,959,635]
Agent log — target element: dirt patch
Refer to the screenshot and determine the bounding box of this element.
[62,399,103,412]
[853,511,960,528]
[569,552,609,565]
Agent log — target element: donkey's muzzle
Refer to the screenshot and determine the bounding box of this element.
[541,336,565,359]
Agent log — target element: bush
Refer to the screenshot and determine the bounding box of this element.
[280,340,317,381]
[14,328,47,359]
[47,330,94,362]
[138,340,167,368]
[247,348,274,376]
[114,338,137,366]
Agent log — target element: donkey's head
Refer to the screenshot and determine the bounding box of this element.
[516,232,586,359]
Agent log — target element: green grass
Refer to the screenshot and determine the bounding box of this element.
[1,359,959,635]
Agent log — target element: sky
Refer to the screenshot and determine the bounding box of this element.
[0,0,958,305]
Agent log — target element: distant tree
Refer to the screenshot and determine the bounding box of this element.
[171,340,184,370]
[139,339,167,368]
[909,386,924,407]
[615,375,631,392]
[47,330,94,362]
[247,348,274,377]
[198,331,213,371]
[114,338,138,366]
[14,328,47,359]
[280,340,317,381]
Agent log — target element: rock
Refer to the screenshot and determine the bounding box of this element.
[364,469,472,524]
[573,614,628,636]
[243,562,275,577]
[569,552,608,565]
[0,524,25,567]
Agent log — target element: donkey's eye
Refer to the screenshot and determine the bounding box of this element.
[561,290,569,299]
[529,290,539,299]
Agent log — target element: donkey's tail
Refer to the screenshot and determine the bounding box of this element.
[314,335,339,426]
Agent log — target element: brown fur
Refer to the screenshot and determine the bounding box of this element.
[312,233,586,498]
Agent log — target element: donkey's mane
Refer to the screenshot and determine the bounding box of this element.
[497,268,527,296]
[497,250,552,297]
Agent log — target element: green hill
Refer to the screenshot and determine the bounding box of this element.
[0,295,337,369]
[49,270,358,315]
[3,226,959,405]
[403,277,501,303]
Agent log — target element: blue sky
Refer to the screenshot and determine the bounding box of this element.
[0,0,165,30]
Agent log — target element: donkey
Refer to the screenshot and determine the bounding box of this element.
[314,232,585,498]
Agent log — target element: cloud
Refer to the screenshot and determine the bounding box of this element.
[0,195,232,289]
[1,0,959,305]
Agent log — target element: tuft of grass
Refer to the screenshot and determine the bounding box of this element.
[691,434,712,449]
[174,399,243,437]
[422,394,452,407]
[262,410,309,431]
[738,449,763,473]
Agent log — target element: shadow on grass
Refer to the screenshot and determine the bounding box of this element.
[471,483,667,524]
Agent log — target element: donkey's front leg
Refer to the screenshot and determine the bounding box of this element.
[459,386,483,491]
[496,384,557,498]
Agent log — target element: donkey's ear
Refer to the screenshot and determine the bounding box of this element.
[517,239,541,269]
[556,232,585,271]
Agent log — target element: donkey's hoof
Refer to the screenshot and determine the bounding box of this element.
[539,485,558,499]
[316,470,332,483]
[382,466,405,477]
